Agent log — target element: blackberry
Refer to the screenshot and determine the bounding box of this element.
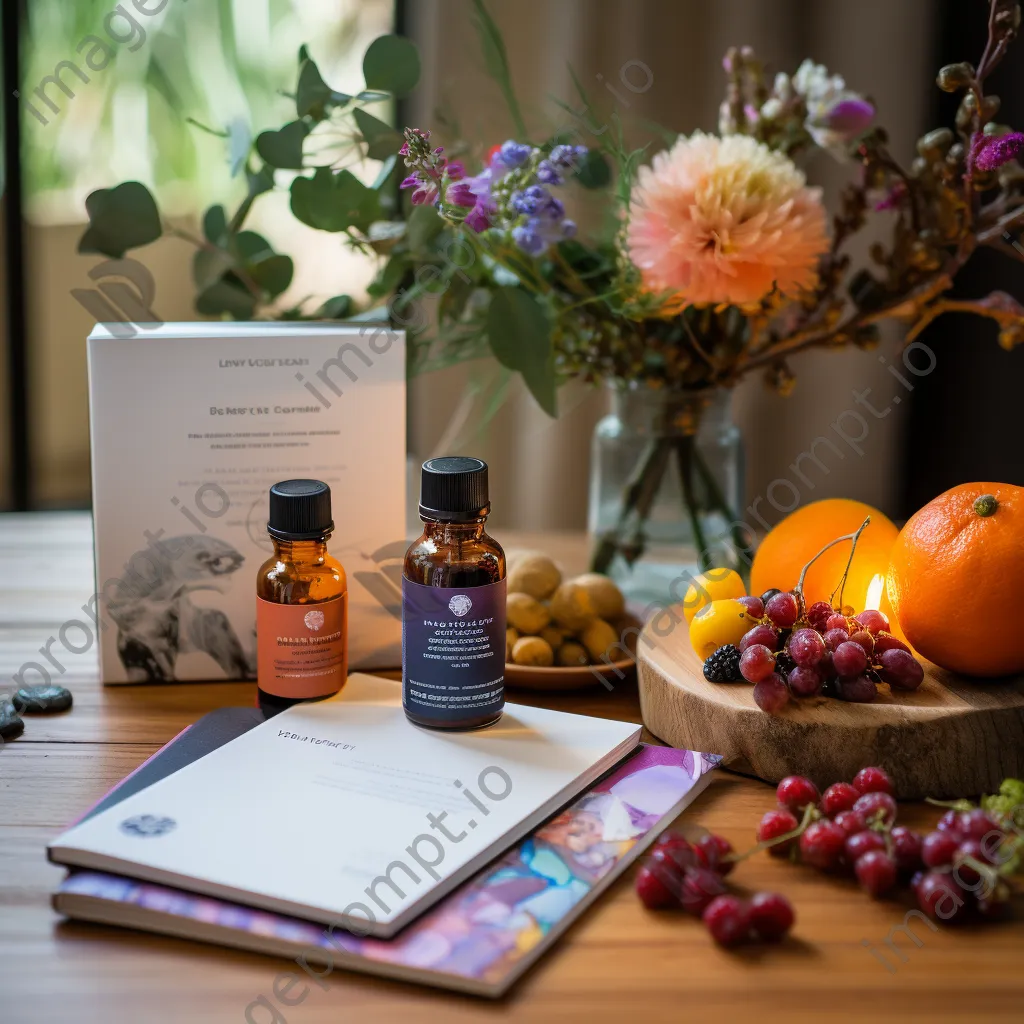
[776,651,797,676]
[703,644,741,683]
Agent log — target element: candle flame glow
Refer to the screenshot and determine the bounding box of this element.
[864,573,885,612]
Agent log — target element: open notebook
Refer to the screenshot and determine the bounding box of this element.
[49,674,642,937]
[53,709,718,997]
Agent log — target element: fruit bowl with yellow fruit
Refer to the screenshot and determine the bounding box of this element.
[503,552,641,690]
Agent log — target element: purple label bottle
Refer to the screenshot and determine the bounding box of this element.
[402,457,506,730]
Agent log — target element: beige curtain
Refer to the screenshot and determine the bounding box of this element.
[406,0,935,531]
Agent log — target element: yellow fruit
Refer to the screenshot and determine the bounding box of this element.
[511,635,554,667]
[689,599,756,659]
[571,573,626,619]
[682,568,747,625]
[506,592,551,634]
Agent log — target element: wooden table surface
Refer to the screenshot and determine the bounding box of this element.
[1,512,1022,1024]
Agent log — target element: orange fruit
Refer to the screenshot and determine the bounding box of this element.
[750,499,899,624]
[887,483,1024,677]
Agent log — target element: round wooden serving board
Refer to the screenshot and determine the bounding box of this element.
[638,607,1024,798]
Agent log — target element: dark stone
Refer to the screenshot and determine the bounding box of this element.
[0,701,24,741]
[12,684,73,714]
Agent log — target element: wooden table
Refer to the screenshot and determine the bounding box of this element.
[2,512,1022,1023]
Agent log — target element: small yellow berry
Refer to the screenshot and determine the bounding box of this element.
[688,599,757,659]
[682,568,746,625]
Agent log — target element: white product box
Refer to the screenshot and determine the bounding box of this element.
[87,322,405,683]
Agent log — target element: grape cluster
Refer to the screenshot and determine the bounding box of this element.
[634,830,795,947]
[754,766,1020,921]
[704,589,925,714]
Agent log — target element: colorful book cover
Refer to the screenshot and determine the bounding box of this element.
[56,745,719,997]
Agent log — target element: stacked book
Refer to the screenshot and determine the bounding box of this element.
[48,675,717,996]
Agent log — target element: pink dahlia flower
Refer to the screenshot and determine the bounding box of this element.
[627,132,829,307]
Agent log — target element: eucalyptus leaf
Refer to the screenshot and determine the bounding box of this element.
[192,247,234,291]
[296,56,350,120]
[233,230,274,263]
[575,149,612,189]
[317,294,353,319]
[362,34,420,96]
[353,108,403,160]
[195,277,256,319]
[290,167,380,232]
[247,254,294,298]
[202,204,228,245]
[255,120,310,169]
[78,181,162,258]
[486,287,557,416]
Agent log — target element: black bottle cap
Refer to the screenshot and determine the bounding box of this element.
[267,479,334,541]
[419,457,490,522]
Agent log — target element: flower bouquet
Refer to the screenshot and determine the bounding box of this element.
[79,0,1024,592]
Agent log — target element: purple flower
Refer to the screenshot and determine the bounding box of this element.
[510,185,551,215]
[549,144,587,169]
[446,160,466,181]
[464,201,493,232]
[536,160,563,185]
[399,171,440,206]
[972,131,1024,172]
[498,140,532,168]
[806,95,875,154]
[512,224,546,255]
[445,182,477,208]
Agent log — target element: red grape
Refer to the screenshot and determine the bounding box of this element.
[753,673,790,713]
[702,894,751,946]
[739,644,777,682]
[766,592,799,628]
[953,839,986,885]
[957,809,1001,842]
[635,863,678,908]
[890,826,924,872]
[788,665,823,697]
[878,649,924,691]
[737,595,765,618]
[821,782,860,817]
[852,766,894,796]
[696,833,735,876]
[855,850,898,897]
[777,775,821,814]
[874,633,911,655]
[848,629,874,656]
[739,624,779,653]
[833,641,868,677]
[853,791,897,826]
[855,609,890,635]
[757,808,799,853]
[789,628,826,667]
[806,601,833,632]
[800,819,847,871]
[650,842,698,875]
[834,809,868,837]
[936,810,964,837]
[678,867,728,916]
[836,675,878,702]
[825,613,850,633]
[917,871,967,922]
[748,891,795,941]
[921,830,960,868]
[845,830,886,863]
[823,627,852,652]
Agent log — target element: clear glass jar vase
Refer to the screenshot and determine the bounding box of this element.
[588,383,747,607]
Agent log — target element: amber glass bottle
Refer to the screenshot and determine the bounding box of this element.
[256,480,348,716]
[403,457,506,730]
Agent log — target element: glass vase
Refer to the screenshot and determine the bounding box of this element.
[588,383,747,608]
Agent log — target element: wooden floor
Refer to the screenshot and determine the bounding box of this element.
[1,512,1022,1023]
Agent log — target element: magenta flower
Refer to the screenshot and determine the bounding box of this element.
[445,182,477,208]
[971,131,1024,172]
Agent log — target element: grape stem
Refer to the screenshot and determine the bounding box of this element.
[794,515,872,608]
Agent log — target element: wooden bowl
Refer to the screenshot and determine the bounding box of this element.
[505,614,641,691]
[637,604,1024,798]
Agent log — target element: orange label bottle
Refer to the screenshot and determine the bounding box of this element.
[256,479,348,715]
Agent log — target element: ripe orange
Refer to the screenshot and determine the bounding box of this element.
[887,483,1024,677]
[750,499,900,622]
